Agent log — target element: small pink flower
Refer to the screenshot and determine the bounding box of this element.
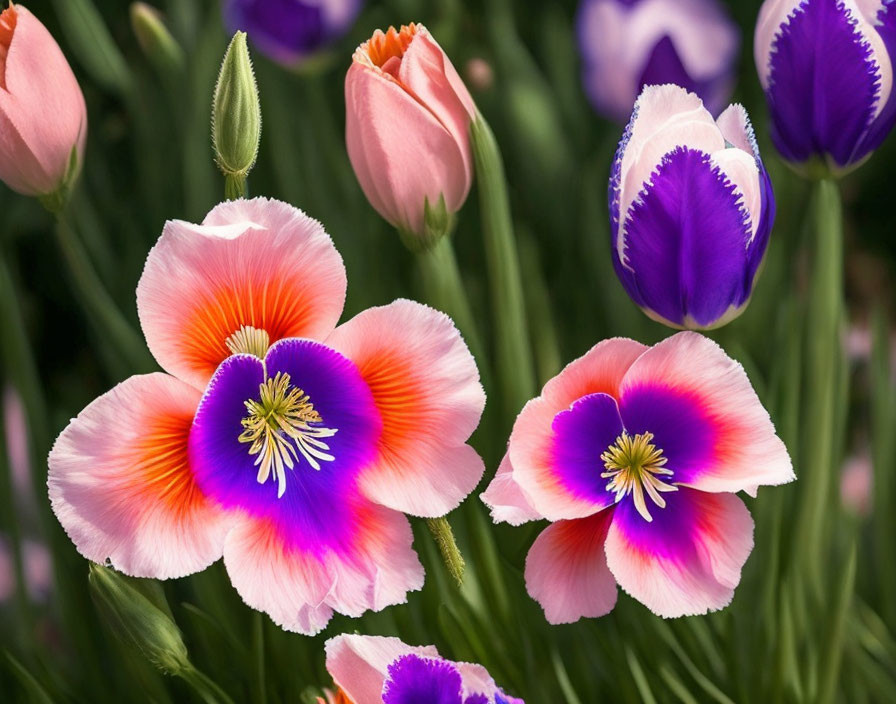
[482,332,794,621]
[841,453,872,517]
[0,4,87,198]
[49,197,486,634]
[345,23,476,237]
[324,634,524,704]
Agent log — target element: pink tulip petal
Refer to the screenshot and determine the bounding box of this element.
[605,487,753,617]
[48,374,231,579]
[619,332,794,494]
[0,5,86,195]
[345,61,469,233]
[480,454,543,525]
[224,502,423,635]
[326,300,485,517]
[137,197,346,389]
[509,338,648,521]
[525,511,618,624]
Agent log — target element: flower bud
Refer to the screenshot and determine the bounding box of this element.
[130,3,184,77]
[212,31,261,193]
[609,84,775,330]
[755,0,896,175]
[223,0,363,68]
[88,563,190,675]
[577,0,739,123]
[345,23,476,246]
[0,4,87,209]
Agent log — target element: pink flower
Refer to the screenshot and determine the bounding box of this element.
[324,634,524,704]
[48,197,486,634]
[840,453,872,517]
[345,24,476,238]
[482,332,794,621]
[0,4,87,198]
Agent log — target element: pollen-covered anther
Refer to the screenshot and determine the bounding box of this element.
[238,372,337,498]
[226,325,271,358]
[600,431,677,522]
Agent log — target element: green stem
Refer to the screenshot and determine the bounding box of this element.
[225,173,248,200]
[796,178,844,596]
[470,113,536,416]
[252,611,266,704]
[180,665,237,704]
[54,214,154,373]
[425,515,466,588]
[415,236,486,365]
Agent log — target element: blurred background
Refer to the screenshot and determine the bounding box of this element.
[1,0,895,702]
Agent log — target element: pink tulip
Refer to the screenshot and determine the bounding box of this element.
[345,23,476,239]
[0,4,87,199]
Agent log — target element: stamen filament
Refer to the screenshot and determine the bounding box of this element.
[600,431,677,522]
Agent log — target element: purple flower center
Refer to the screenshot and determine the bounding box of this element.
[381,654,502,704]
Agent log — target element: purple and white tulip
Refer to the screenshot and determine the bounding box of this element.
[609,84,775,330]
[755,0,896,174]
[576,0,740,123]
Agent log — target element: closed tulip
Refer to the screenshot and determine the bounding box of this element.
[756,0,896,174]
[0,4,86,206]
[345,23,476,244]
[609,84,774,330]
[577,0,739,123]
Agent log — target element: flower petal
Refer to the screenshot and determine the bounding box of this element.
[137,197,346,389]
[605,487,753,617]
[509,338,648,521]
[619,331,794,493]
[480,454,543,525]
[326,634,439,704]
[326,300,486,518]
[48,374,231,579]
[525,511,618,624]
[382,654,464,704]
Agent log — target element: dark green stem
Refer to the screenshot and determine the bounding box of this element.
[180,665,237,704]
[225,173,247,200]
[425,515,466,588]
[470,113,536,416]
[252,611,266,704]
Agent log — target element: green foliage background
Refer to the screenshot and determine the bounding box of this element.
[1,0,895,702]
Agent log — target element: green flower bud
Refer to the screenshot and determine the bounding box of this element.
[130,3,185,78]
[212,31,261,197]
[88,564,190,675]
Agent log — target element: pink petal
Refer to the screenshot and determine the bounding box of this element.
[345,61,469,234]
[619,331,794,494]
[509,338,648,520]
[605,488,753,618]
[0,5,86,195]
[48,374,231,579]
[224,503,423,635]
[137,197,347,389]
[480,453,543,525]
[525,511,618,624]
[326,300,486,517]
[325,634,439,703]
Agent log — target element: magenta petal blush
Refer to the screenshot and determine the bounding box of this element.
[48,197,486,635]
[481,332,794,622]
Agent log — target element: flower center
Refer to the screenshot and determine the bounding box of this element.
[0,4,18,91]
[355,23,418,78]
[600,431,677,522]
[226,325,270,358]
[237,372,337,498]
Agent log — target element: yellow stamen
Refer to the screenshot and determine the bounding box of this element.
[600,432,677,522]
[238,372,337,498]
[226,325,270,359]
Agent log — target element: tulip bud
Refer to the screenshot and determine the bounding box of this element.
[212,31,261,199]
[130,3,184,78]
[223,0,362,68]
[755,0,896,175]
[345,23,476,248]
[88,563,190,675]
[0,4,87,211]
[609,84,775,330]
[577,0,739,123]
